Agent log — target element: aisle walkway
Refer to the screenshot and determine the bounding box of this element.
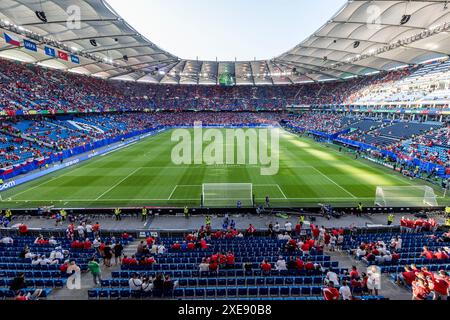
[325,249,411,300]
[47,240,140,300]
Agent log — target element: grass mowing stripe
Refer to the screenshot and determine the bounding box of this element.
[309,166,357,199]
[95,167,143,200]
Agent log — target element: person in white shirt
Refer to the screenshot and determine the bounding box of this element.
[129,274,143,291]
[31,257,41,265]
[77,225,85,238]
[325,270,339,286]
[85,224,93,235]
[40,256,55,265]
[141,277,153,292]
[275,256,287,271]
[1,236,13,244]
[355,246,366,259]
[319,227,326,244]
[339,280,352,300]
[329,235,337,251]
[48,237,58,245]
[157,244,166,255]
[199,258,210,272]
[50,250,64,261]
[25,251,36,259]
[66,261,81,290]
[367,265,381,295]
[93,237,101,253]
[285,221,292,233]
[273,222,280,233]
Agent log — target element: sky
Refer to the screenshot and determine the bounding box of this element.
[106,0,347,61]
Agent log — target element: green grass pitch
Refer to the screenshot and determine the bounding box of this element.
[0,128,447,209]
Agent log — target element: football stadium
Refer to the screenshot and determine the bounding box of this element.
[0,0,449,305]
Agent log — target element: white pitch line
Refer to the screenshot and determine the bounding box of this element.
[276,184,288,199]
[310,167,357,199]
[167,185,178,200]
[4,197,375,202]
[95,167,142,200]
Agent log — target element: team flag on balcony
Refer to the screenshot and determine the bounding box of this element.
[23,39,37,52]
[44,46,56,58]
[57,50,69,61]
[70,55,80,64]
[3,32,20,46]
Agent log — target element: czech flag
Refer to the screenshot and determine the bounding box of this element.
[3,32,21,47]
[57,50,69,61]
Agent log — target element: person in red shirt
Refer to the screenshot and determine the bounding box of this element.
[430,270,449,300]
[246,224,256,237]
[226,252,235,267]
[18,224,28,236]
[171,242,181,250]
[323,232,331,246]
[301,242,310,253]
[146,236,154,246]
[59,262,69,273]
[305,260,315,272]
[296,257,304,270]
[412,277,430,300]
[209,261,218,272]
[145,256,156,265]
[128,255,138,265]
[350,266,359,280]
[200,238,208,250]
[434,249,449,260]
[312,227,320,240]
[398,266,416,286]
[218,253,227,266]
[71,240,80,249]
[420,246,434,260]
[92,223,100,235]
[187,242,195,250]
[213,230,223,239]
[295,223,301,235]
[84,239,92,249]
[391,252,400,262]
[261,260,272,274]
[122,255,130,265]
[323,282,340,300]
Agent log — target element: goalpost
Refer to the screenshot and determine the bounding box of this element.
[202,183,253,207]
[375,186,438,207]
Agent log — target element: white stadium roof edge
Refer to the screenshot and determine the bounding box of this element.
[0,0,450,85]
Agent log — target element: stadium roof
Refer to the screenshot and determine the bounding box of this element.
[0,0,450,85]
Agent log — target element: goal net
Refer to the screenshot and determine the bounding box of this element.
[202,183,253,207]
[375,186,438,207]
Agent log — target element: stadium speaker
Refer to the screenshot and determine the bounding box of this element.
[90,39,98,47]
[400,14,411,25]
[35,11,47,23]
[123,55,128,62]
[353,41,360,48]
